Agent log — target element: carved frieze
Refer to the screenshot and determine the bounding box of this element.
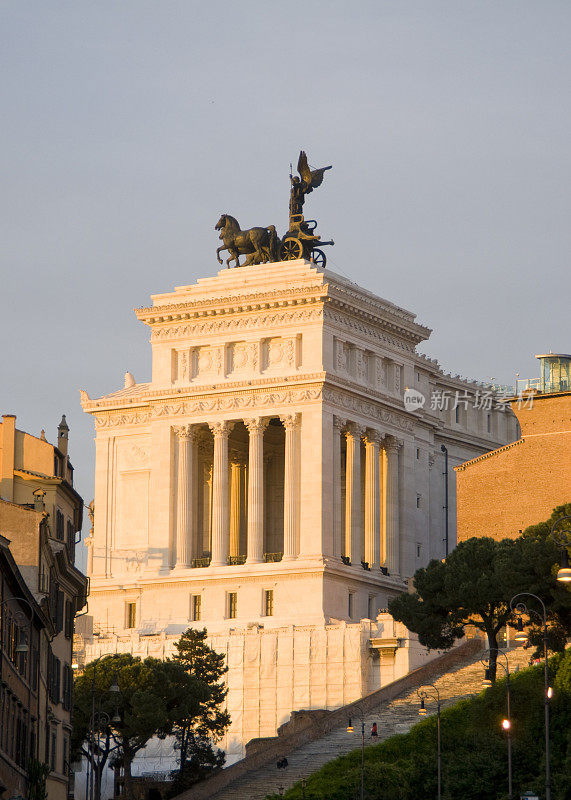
[151,307,323,341]
[322,386,415,433]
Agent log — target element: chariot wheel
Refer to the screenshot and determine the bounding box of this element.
[281,238,304,261]
[311,248,327,268]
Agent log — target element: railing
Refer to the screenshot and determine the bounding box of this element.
[264,552,283,563]
[516,377,540,394]
[191,557,211,568]
[228,555,246,565]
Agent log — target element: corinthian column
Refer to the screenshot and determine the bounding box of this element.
[245,418,268,564]
[332,416,346,559]
[280,413,300,560]
[364,429,382,569]
[345,423,364,564]
[208,421,234,567]
[175,425,197,568]
[229,461,242,559]
[384,437,402,575]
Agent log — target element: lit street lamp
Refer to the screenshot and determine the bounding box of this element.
[550,515,571,583]
[346,704,370,800]
[417,684,441,800]
[510,593,551,800]
[481,648,512,800]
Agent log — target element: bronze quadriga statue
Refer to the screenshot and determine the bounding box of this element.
[215,151,334,268]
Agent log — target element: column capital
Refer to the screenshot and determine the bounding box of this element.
[279,413,300,431]
[244,417,269,434]
[346,422,367,439]
[333,415,347,432]
[173,423,199,441]
[208,420,234,438]
[364,428,384,446]
[384,435,403,453]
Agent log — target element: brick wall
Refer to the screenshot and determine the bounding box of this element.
[456,393,571,541]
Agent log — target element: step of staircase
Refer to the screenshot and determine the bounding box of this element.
[209,646,530,800]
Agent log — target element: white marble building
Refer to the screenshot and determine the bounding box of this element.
[80,259,516,760]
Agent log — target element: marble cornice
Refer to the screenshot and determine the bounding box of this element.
[150,305,323,342]
[86,373,326,420]
[322,379,416,434]
[324,294,430,347]
[136,280,429,349]
[88,567,327,593]
[137,285,327,325]
[85,372,424,435]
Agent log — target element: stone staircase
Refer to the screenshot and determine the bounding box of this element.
[207,646,531,800]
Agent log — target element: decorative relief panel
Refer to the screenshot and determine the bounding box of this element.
[375,357,388,390]
[118,443,151,470]
[355,350,368,383]
[227,341,260,376]
[262,335,299,372]
[335,338,347,373]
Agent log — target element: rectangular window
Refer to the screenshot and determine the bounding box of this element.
[191,595,201,621]
[416,494,421,509]
[367,596,375,620]
[64,600,74,639]
[227,592,237,619]
[455,406,461,424]
[348,593,354,619]
[487,413,491,433]
[416,543,422,559]
[126,602,137,629]
[416,448,420,459]
[55,591,65,632]
[264,590,274,617]
[50,728,57,772]
[55,510,64,540]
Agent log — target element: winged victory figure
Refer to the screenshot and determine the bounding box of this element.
[289,150,332,216]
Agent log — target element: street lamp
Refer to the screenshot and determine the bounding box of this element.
[86,656,120,800]
[417,684,441,800]
[510,593,551,800]
[481,648,512,800]
[550,515,571,583]
[346,705,367,800]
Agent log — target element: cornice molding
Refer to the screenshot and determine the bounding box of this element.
[150,306,323,341]
[322,385,415,433]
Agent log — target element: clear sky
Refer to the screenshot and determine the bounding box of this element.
[1,1,569,567]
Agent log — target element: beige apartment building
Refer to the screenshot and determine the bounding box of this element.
[0,414,88,800]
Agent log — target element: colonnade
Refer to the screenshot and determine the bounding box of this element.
[333,416,401,574]
[173,415,300,568]
[174,414,401,574]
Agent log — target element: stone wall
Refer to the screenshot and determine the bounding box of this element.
[456,393,571,541]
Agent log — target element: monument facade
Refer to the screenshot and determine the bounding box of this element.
[80,259,517,760]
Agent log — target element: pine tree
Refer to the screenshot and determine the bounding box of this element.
[169,628,231,792]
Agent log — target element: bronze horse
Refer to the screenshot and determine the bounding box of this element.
[215,214,280,268]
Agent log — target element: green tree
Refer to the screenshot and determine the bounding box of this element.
[169,628,230,794]
[73,654,207,800]
[389,511,571,681]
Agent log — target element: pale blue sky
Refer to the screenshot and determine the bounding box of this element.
[1,2,569,566]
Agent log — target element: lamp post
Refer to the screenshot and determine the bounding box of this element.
[346,705,367,800]
[551,515,571,583]
[417,684,441,800]
[510,593,551,800]
[481,648,512,800]
[86,657,120,800]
